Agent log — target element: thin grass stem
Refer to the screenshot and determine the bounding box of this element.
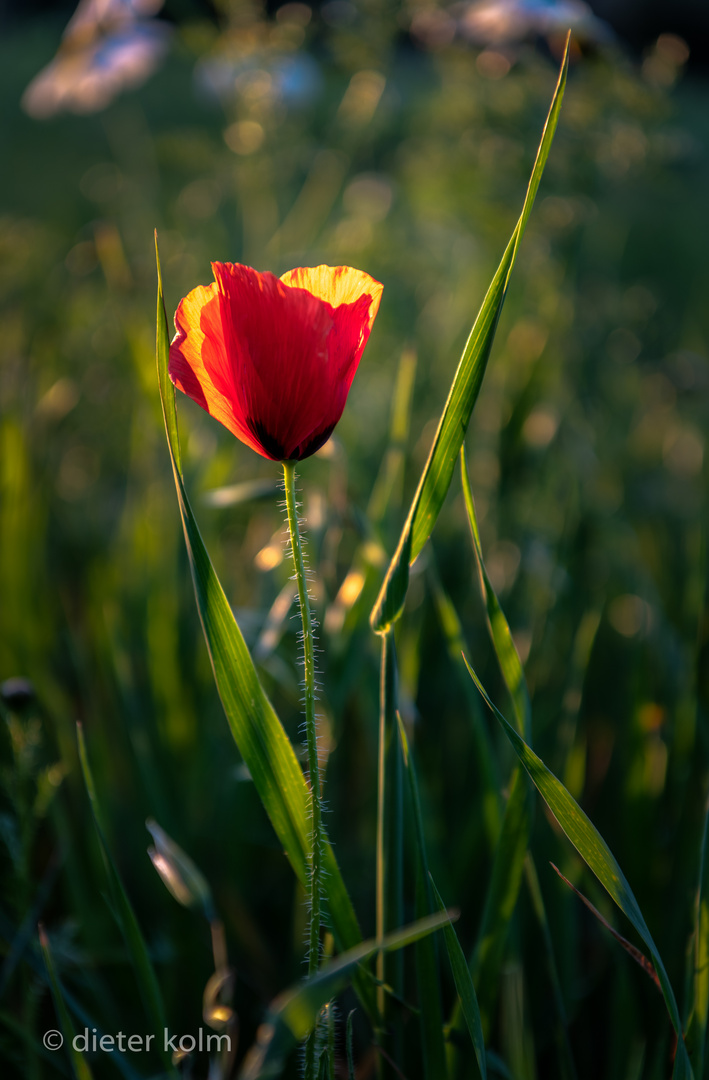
[376,632,388,1024]
[376,631,403,1071]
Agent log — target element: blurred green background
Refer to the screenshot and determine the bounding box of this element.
[1,1,708,1077]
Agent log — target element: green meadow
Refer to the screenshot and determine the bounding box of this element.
[1,5,708,1078]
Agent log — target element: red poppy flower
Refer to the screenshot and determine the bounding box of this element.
[169,262,383,462]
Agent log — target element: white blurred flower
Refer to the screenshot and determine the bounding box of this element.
[22,0,170,118]
[458,0,612,47]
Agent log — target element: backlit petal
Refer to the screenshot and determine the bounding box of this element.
[280,265,383,325]
[213,262,335,459]
[169,260,383,462]
[169,282,266,456]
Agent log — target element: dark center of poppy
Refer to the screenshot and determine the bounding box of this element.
[248,420,287,461]
[299,423,336,460]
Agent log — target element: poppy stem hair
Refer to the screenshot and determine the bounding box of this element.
[282,459,324,1077]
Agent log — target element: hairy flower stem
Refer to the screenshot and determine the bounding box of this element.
[283,461,323,1078]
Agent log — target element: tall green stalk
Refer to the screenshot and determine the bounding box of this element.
[376,630,403,1068]
[283,461,323,1077]
[376,633,387,1022]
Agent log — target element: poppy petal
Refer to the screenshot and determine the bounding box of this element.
[280,265,383,323]
[280,266,383,454]
[213,262,342,459]
[170,261,383,462]
[168,281,268,457]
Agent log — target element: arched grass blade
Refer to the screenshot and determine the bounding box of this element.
[39,925,94,1080]
[685,797,709,1078]
[463,443,581,1077]
[155,237,373,1018]
[464,657,693,1079]
[464,469,574,1071]
[238,911,454,1080]
[455,454,534,1036]
[77,723,174,1075]
[370,36,570,633]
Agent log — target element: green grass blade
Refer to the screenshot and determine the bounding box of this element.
[464,657,693,1079]
[429,879,487,1080]
[370,37,570,633]
[155,238,374,1018]
[449,446,535,1044]
[155,237,307,883]
[460,448,572,1069]
[463,447,580,1077]
[154,231,182,475]
[375,633,405,1054]
[461,445,531,739]
[685,797,709,1077]
[440,468,534,1039]
[397,716,447,1079]
[239,911,454,1080]
[76,724,173,1075]
[39,925,94,1080]
[463,767,532,1036]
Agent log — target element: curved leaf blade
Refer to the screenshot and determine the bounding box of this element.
[453,450,533,1038]
[370,36,570,633]
[464,656,693,1079]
